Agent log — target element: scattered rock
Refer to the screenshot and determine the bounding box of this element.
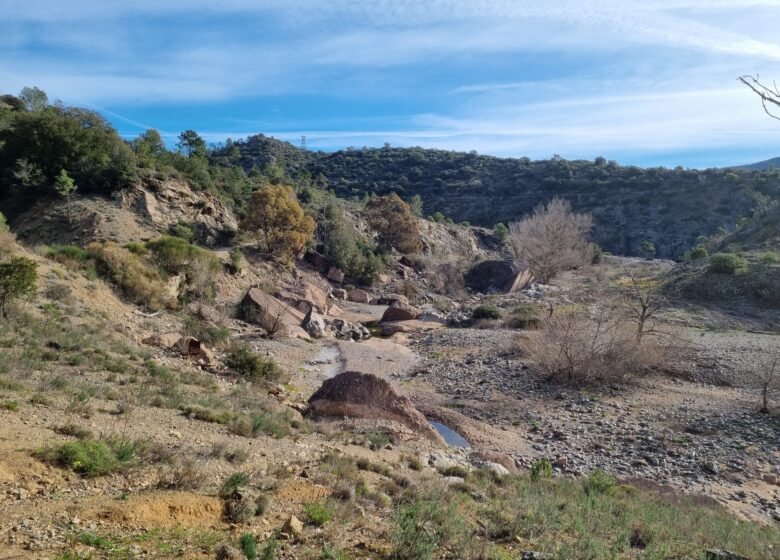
[331,288,347,300]
[281,515,304,540]
[328,318,371,341]
[471,451,519,474]
[215,544,243,560]
[522,552,552,560]
[705,550,749,560]
[443,476,466,486]
[418,310,448,324]
[308,371,444,443]
[142,332,183,348]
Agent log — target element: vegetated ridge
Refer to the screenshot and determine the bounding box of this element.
[215,134,780,258]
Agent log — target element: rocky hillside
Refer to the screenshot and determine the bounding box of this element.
[216,136,780,258]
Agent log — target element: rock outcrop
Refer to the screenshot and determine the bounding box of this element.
[308,371,443,443]
[465,259,532,293]
[119,178,238,246]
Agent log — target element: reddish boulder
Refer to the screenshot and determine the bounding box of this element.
[308,371,443,443]
[327,267,345,284]
[347,288,370,304]
[380,301,421,322]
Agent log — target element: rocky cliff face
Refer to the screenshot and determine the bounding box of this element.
[118,178,238,246]
[11,178,238,247]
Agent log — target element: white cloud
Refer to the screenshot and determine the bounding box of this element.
[5,1,780,166]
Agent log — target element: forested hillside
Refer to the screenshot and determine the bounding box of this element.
[216,136,780,258]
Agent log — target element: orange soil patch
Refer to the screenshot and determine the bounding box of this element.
[89,491,224,529]
[274,480,331,503]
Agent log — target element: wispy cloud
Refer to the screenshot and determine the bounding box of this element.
[4,1,780,166]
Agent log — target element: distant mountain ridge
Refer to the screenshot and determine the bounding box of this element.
[212,135,780,259]
[735,157,780,171]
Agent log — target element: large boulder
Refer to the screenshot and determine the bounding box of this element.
[347,288,370,303]
[381,301,421,322]
[308,371,442,443]
[239,288,309,339]
[327,267,345,283]
[302,309,327,339]
[465,260,532,293]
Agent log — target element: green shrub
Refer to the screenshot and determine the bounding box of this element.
[169,222,195,242]
[320,547,349,560]
[88,242,175,310]
[146,236,196,272]
[145,236,220,299]
[259,536,277,560]
[506,302,542,329]
[493,222,509,242]
[759,251,780,264]
[0,256,38,318]
[228,247,243,274]
[472,304,502,320]
[184,316,230,346]
[221,472,249,497]
[123,242,148,256]
[709,253,748,275]
[239,532,257,560]
[590,242,604,264]
[392,492,464,560]
[2,400,19,411]
[317,201,385,285]
[582,470,617,496]
[42,440,119,476]
[226,343,281,381]
[689,244,708,260]
[45,244,90,263]
[530,458,553,481]
[303,501,331,526]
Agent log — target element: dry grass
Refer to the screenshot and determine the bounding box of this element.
[87,241,176,310]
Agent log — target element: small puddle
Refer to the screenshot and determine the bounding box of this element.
[429,421,470,448]
[306,344,344,378]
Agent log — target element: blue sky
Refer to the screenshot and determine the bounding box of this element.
[4,1,780,168]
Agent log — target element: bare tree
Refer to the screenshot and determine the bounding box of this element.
[757,355,778,414]
[739,74,780,121]
[622,272,667,343]
[509,198,593,284]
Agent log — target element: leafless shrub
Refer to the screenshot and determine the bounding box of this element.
[157,455,206,489]
[755,354,778,414]
[509,198,592,284]
[516,305,666,382]
[620,271,667,343]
